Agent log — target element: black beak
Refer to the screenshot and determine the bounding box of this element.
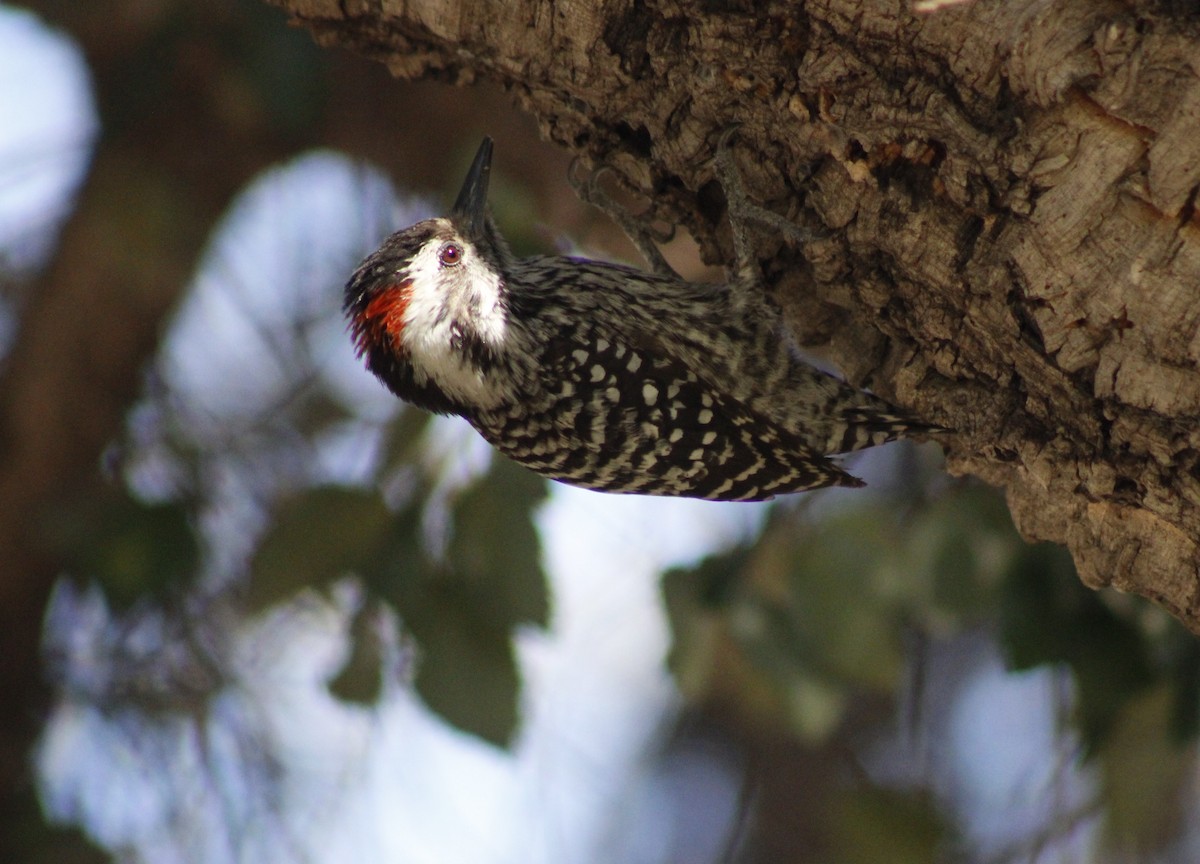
[451,136,493,237]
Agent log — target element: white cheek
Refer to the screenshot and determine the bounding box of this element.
[399,241,511,407]
[461,256,508,345]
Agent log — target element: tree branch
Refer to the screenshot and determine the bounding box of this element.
[271,0,1200,629]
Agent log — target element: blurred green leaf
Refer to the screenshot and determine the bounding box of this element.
[1100,685,1192,854]
[774,510,904,690]
[53,489,199,611]
[779,670,848,742]
[1166,634,1200,740]
[328,602,385,706]
[379,407,432,475]
[825,786,945,864]
[663,541,752,613]
[914,485,1018,617]
[469,151,549,259]
[357,502,426,602]
[1000,541,1153,750]
[235,1,326,136]
[446,455,549,629]
[660,479,1197,763]
[664,490,1020,719]
[662,543,754,694]
[401,580,521,747]
[9,788,110,864]
[248,485,395,612]
[291,388,356,435]
[301,458,546,744]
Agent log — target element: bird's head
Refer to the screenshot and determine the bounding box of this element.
[344,137,517,411]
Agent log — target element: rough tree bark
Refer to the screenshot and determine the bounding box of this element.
[271,0,1200,629]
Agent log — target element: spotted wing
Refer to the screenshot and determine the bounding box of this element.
[478,325,861,501]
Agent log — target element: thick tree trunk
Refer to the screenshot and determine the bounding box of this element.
[272,0,1200,629]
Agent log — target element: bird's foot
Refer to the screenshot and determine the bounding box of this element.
[568,158,680,280]
[712,127,817,280]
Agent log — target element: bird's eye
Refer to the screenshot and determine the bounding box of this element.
[438,242,463,267]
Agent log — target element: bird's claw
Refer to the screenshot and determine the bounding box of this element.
[568,159,679,278]
[712,126,816,276]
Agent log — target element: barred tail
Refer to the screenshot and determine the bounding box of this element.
[828,408,946,455]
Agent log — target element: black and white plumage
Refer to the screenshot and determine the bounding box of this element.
[344,136,932,501]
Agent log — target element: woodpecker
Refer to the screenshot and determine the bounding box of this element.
[345,136,935,501]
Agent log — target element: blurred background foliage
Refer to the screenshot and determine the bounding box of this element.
[2,1,1199,863]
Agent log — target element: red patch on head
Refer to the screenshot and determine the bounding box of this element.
[352,280,412,357]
